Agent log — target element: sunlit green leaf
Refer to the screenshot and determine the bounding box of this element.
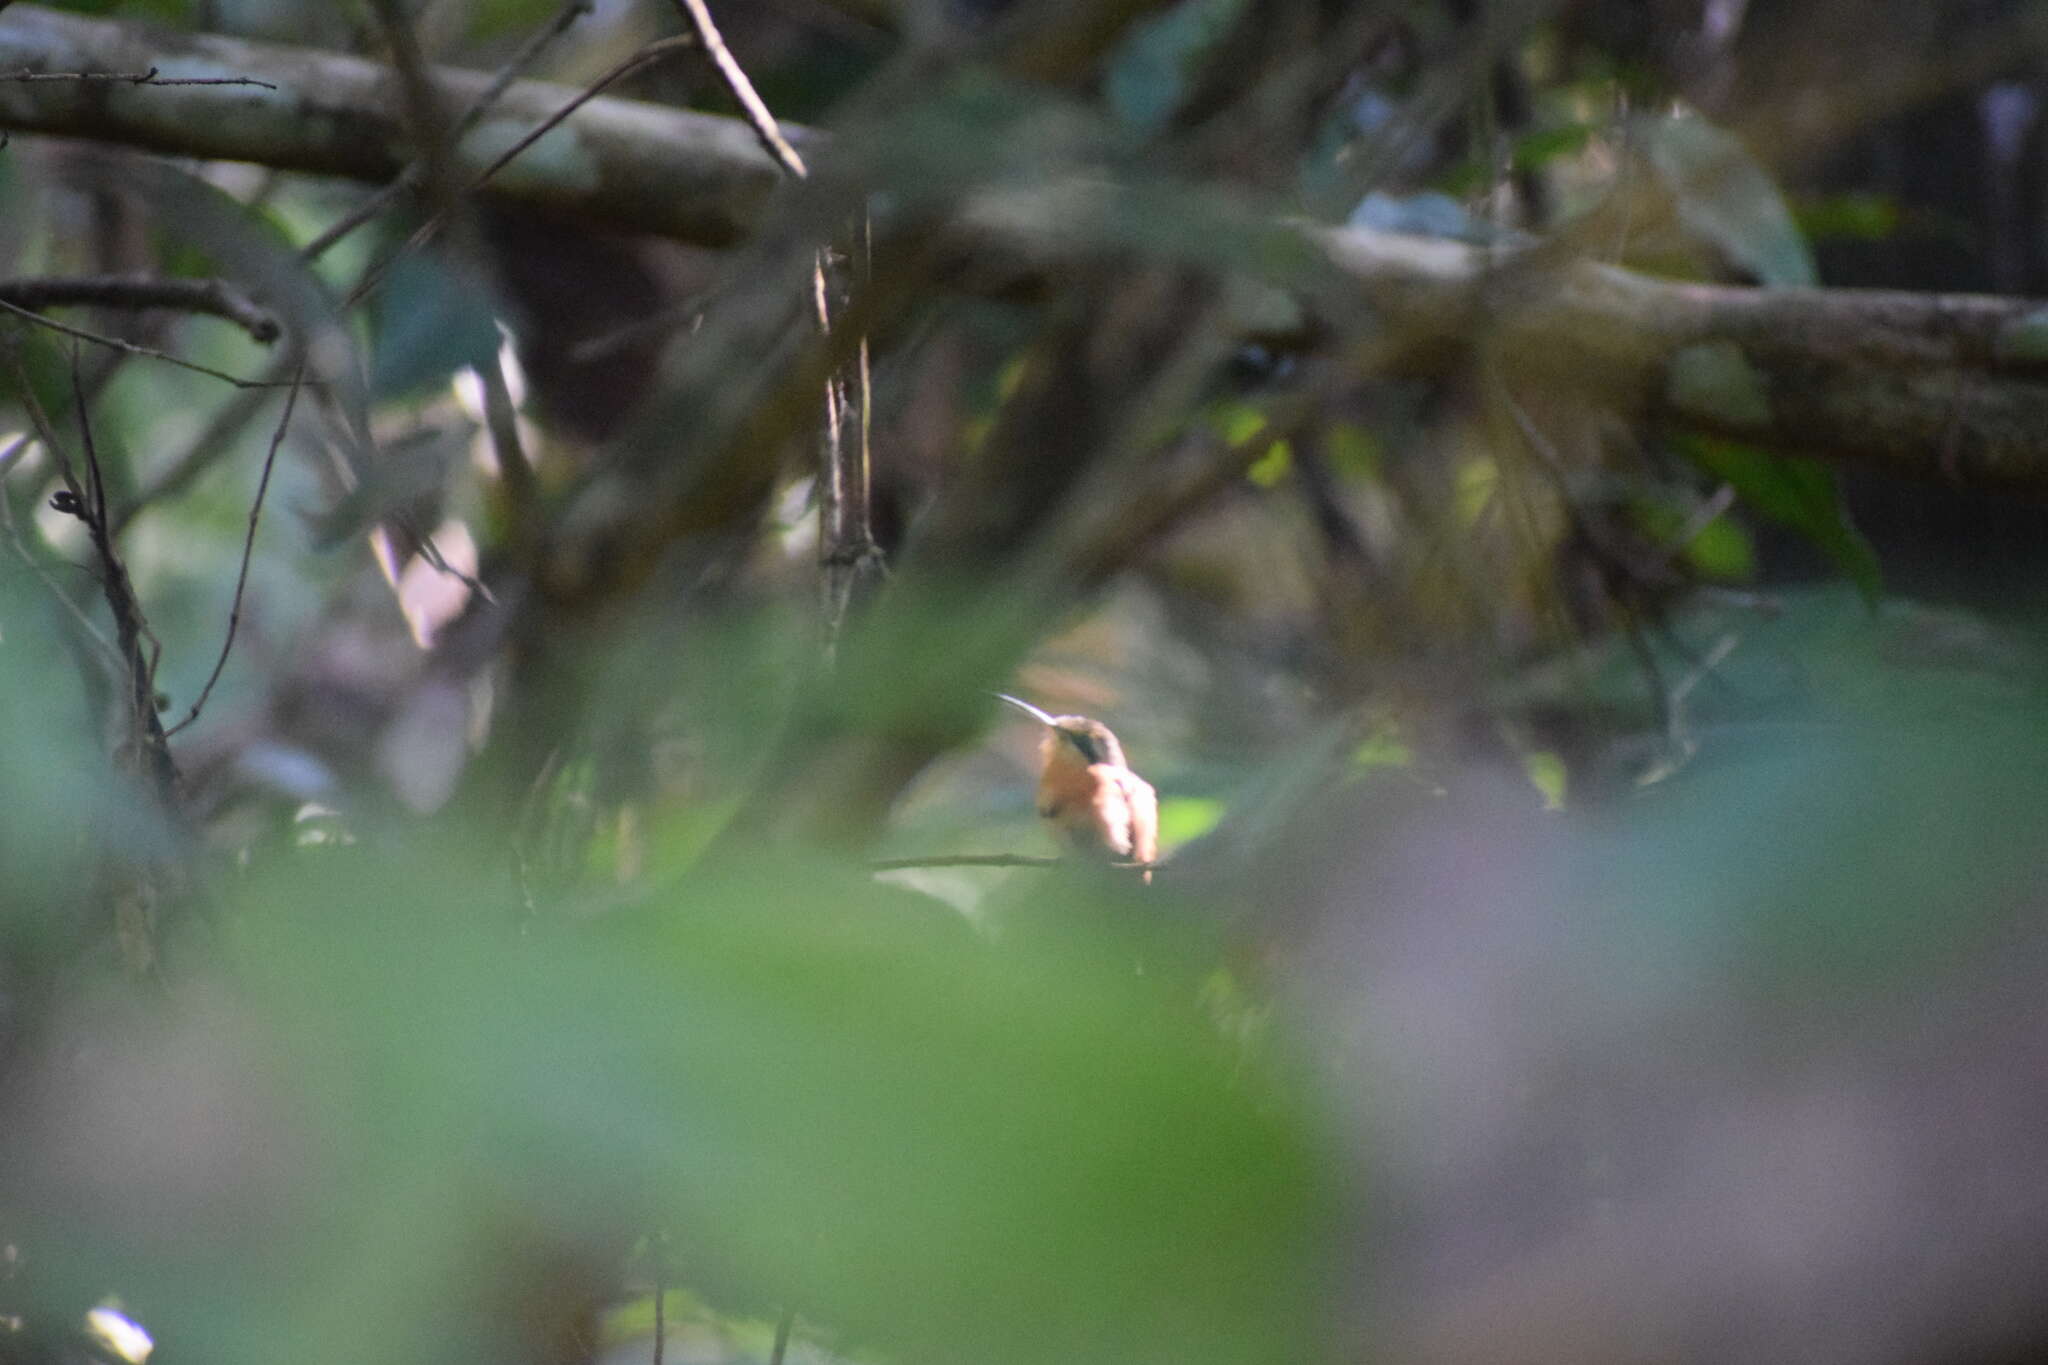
[1632,496,1755,581]
[1511,121,1595,173]
[1245,440,1292,487]
[1157,795,1225,846]
[1679,435,1881,602]
[1522,749,1566,809]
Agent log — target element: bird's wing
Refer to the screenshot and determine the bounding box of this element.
[1122,771,1159,868]
[1085,768,1135,858]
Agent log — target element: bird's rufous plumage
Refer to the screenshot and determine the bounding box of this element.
[996,695,1158,881]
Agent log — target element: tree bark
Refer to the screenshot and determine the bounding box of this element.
[0,3,795,245]
[8,3,2048,491]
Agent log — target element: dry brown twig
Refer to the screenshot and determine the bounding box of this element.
[0,63,274,88]
[664,0,806,176]
[164,365,303,739]
[867,853,1161,873]
[0,297,300,388]
[2,344,180,804]
[662,0,880,652]
[0,273,280,342]
[0,431,121,676]
[338,34,699,308]
[298,0,600,264]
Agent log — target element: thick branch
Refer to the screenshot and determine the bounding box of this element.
[1319,230,2048,492]
[10,5,2048,488]
[0,3,797,245]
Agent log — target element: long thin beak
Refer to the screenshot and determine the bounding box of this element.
[993,692,1058,727]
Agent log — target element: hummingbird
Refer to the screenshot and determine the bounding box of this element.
[995,694,1159,882]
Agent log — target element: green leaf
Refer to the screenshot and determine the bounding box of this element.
[467,0,569,39]
[1680,435,1881,601]
[369,251,504,401]
[1324,422,1382,479]
[1522,749,1567,810]
[1511,121,1595,174]
[1352,721,1411,771]
[179,845,1331,1365]
[1105,0,1250,136]
[1682,513,1755,581]
[1157,795,1226,846]
[1639,113,1817,287]
[1792,192,1900,243]
[1245,440,1293,487]
[1208,399,1267,444]
[1631,495,1755,581]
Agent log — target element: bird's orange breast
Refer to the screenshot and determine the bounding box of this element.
[1037,761,1158,880]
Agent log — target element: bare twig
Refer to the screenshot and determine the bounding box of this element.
[0,64,275,88]
[457,0,594,142]
[409,525,497,604]
[114,358,296,535]
[768,1306,796,1365]
[299,0,598,263]
[650,1236,666,1365]
[165,365,303,738]
[0,298,302,388]
[1492,372,1695,768]
[341,35,699,308]
[68,352,165,692]
[868,853,1064,869]
[0,431,121,675]
[6,346,180,803]
[813,253,883,653]
[0,273,280,342]
[564,299,703,362]
[664,0,807,177]
[477,344,539,551]
[867,853,1163,872]
[660,0,880,651]
[472,37,700,190]
[297,172,414,266]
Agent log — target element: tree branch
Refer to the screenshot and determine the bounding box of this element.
[0,273,279,341]
[0,3,796,246]
[10,5,2048,490]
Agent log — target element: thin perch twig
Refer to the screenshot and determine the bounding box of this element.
[664,0,807,177]
[165,364,303,738]
[0,65,275,88]
[867,853,1162,872]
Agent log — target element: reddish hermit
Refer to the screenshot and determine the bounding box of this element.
[996,694,1158,882]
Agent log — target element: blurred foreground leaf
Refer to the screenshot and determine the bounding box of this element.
[32,847,1336,1365]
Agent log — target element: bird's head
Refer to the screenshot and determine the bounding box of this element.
[995,694,1128,770]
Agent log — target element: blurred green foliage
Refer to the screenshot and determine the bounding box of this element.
[8,830,1331,1365]
[9,0,2048,1361]
[1680,436,1882,601]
